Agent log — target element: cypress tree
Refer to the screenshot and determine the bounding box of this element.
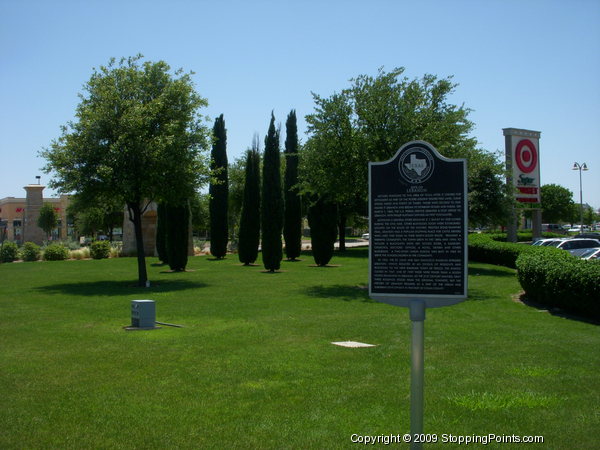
[307,197,338,266]
[238,142,261,265]
[283,109,302,260]
[261,113,283,272]
[165,201,190,271]
[209,114,229,259]
[156,202,168,264]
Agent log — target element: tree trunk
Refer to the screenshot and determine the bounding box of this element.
[128,201,148,287]
[338,213,346,252]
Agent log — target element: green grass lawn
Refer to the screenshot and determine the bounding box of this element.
[1,249,598,448]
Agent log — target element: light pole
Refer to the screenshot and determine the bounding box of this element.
[572,162,588,233]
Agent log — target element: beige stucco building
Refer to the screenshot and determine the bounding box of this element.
[0,185,72,245]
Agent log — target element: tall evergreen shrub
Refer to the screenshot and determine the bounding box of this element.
[261,113,283,272]
[166,201,190,271]
[209,114,229,259]
[308,197,338,266]
[238,146,261,265]
[283,109,302,260]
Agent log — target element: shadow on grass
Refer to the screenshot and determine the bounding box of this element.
[301,248,369,260]
[36,279,208,297]
[305,284,375,303]
[468,266,515,278]
[516,292,600,326]
[467,287,497,302]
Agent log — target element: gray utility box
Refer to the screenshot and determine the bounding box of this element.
[131,300,156,328]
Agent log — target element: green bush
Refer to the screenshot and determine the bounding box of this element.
[481,231,564,242]
[90,240,111,259]
[516,249,600,319]
[21,242,41,262]
[43,243,70,261]
[0,242,19,262]
[468,233,537,268]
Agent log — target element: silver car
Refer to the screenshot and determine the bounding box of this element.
[552,238,600,251]
[576,247,600,260]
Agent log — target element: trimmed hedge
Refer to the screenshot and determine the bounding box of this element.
[470,233,600,319]
[480,231,564,243]
[468,233,536,268]
[516,249,600,319]
[90,240,111,259]
[43,243,70,261]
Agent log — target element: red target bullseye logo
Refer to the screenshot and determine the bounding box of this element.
[515,139,537,173]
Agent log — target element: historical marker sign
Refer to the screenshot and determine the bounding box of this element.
[369,141,468,308]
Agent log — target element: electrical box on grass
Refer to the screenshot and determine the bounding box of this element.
[131,300,156,328]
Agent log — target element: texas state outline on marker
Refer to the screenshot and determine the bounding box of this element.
[405,154,428,175]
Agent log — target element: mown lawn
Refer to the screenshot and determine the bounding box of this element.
[0,249,598,448]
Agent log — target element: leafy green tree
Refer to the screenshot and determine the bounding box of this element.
[227,156,247,241]
[67,194,123,240]
[166,201,190,271]
[583,206,598,227]
[261,113,283,272]
[302,91,361,252]
[238,140,261,265]
[209,114,229,258]
[190,192,210,238]
[301,67,503,237]
[468,152,512,228]
[540,184,575,223]
[307,197,338,266]
[37,203,58,239]
[41,55,210,286]
[283,110,302,260]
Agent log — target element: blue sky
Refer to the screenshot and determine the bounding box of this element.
[1,0,599,210]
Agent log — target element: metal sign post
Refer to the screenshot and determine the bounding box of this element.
[368,141,468,448]
[410,299,426,446]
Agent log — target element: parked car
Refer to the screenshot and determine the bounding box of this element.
[576,247,600,260]
[361,233,369,240]
[532,238,566,246]
[571,232,600,240]
[568,225,590,233]
[541,223,567,234]
[568,247,596,257]
[551,238,600,251]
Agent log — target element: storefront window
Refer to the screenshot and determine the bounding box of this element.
[51,220,62,241]
[13,220,22,244]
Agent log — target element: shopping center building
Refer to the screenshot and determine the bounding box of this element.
[0,184,182,257]
[0,185,72,245]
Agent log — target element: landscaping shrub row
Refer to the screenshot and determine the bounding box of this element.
[516,248,600,319]
[469,233,600,319]
[468,233,536,268]
[0,241,116,262]
[481,231,564,243]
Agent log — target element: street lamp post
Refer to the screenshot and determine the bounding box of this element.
[572,162,588,233]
